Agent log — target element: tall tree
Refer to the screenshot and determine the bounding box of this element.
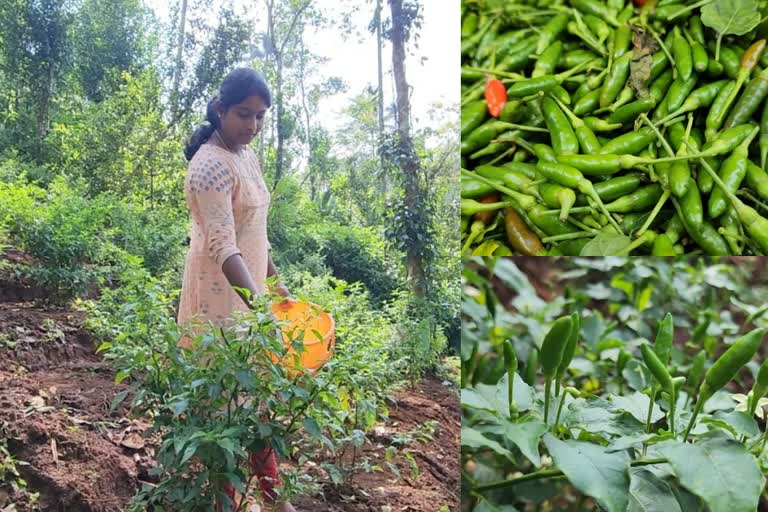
[388,0,427,298]
[264,0,312,187]
[374,0,385,146]
[170,0,188,118]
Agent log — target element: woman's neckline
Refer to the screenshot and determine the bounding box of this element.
[204,142,247,157]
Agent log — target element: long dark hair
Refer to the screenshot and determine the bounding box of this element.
[184,68,272,161]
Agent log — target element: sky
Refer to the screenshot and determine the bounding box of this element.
[144,0,459,136]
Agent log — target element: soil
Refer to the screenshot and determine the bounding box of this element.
[0,252,460,512]
[293,378,460,512]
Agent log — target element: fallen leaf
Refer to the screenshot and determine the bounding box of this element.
[629,24,660,98]
[121,433,146,450]
[51,439,59,464]
[28,396,45,408]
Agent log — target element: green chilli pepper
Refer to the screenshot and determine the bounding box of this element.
[685,327,768,441]
[657,80,728,126]
[690,40,709,73]
[502,161,538,179]
[745,161,768,200]
[536,160,623,233]
[664,73,699,113]
[584,15,611,45]
[705,81,737,140]
[550,85,572,106]
[598,128,655,155]
[533,41,564,78]
[689,16,705,44]
[703,124,758,157]
[536,13,570,55]
[652,234,677,255]
[649,50,670,82]
[524,347,539,386]
[541,315,574,423]
[672,196,730,256]
[499,36,539,72]
[555,312,580,397]
[461,101,488,137]
[649,69,675,104]
[573,89,602,116]
[460,197,511,216]
[748,359,768,415]
[672,27,693,81]
[550,95,601,154]
[542,96,579,156]
[654,313,674,366]
[592,174,642,202]
[612,22,632,60]
[719,206,741,255]
[562,49,602,69]
[607,98,655,125]
[761,101,768,171]
[641,343,674,392]
[724,67,768,129]
[679,177,704,226]
[487,30,535,61]
[583,117,622,132]
[600,52,633,108]
[462,174,501,199]
[718,45,741,80]
[539,182,577,221]
[707,40,766,137]
[688,350,707,394]
[708,128,759,218]
[503,339,518,419]
[475,165,533,193]
[534,143,558,163]
[605,184,663,213]
[572,0,619,26]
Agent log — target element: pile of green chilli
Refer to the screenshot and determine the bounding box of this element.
[461,0,768,256]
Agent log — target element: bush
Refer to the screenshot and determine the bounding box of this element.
[0,176,115,298]
[267,176,403,306]
[107,201,188,278]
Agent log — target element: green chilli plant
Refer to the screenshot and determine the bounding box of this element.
[462,257,768,512]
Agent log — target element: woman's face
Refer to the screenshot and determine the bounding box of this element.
[218,95,268,146]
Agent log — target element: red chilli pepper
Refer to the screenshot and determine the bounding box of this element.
[485,78,507,118]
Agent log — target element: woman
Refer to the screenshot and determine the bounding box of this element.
[178,67,296,512]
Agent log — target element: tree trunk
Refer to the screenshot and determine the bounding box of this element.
[171,0,188,119]
[389,0,426,299]
[36,63,53,141]
[265,0,311,189]
[375,0,385,155]
[375,0,388,195]
[298,34,314,200]
[274,55,285,187]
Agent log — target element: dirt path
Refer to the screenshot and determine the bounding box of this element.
[294,378,460,511]
[0,271,459,511]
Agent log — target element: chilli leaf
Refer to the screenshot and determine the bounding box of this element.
[543,433,630,512]
[656,438,764,512]
[700,0,762,60]
[580,232,632,256]
[626,468,683,512]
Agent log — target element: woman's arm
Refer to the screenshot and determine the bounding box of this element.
[222,254,261,309]
[266,251,291,297]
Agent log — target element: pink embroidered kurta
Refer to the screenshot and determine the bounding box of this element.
[177,142,271,339]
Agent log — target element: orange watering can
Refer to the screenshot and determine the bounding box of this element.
[270,300,335,372]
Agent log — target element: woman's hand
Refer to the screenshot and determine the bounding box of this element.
[275,283,291,298]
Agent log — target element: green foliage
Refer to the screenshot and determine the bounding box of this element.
[269,177,404,304]
[462,257,768,512]
[0,435,39,509]
[78,261,421,504]
[0,174,187,299]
